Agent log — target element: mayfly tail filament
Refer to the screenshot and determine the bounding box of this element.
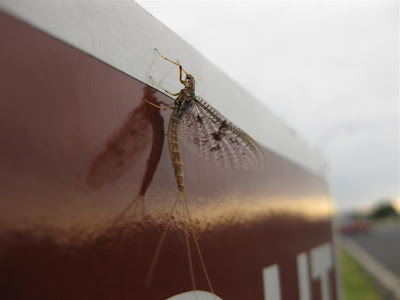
[182,190,215,294]
[182,192,196,291]
[145,192,180,287]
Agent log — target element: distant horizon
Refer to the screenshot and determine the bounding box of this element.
[337,196,400,215]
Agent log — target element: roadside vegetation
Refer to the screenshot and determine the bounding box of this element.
[340,249,383,300]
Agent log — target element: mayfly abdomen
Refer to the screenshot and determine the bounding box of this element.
[168,108,185,191]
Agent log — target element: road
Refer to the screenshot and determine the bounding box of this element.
[349,222,400,277]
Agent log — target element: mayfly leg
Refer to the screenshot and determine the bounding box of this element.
[145,191,181,287]
[155,48,188,74]
[149,75,180,96]
[144,98,174,110]
[154,49,188,85]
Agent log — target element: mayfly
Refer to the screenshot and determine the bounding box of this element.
[145,49,264,294]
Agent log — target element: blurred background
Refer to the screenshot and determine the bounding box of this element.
[138,1,399,299]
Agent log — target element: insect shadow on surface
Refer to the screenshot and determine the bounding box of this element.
[86,86,165,224]
[145,48,265,296]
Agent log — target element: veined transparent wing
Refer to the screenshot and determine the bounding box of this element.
[178,96,264,170]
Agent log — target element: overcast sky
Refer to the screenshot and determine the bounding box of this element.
[137,1,399,212]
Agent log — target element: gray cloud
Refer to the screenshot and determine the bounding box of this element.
[138,1,399,211]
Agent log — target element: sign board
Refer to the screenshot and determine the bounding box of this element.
[0,2,338,299]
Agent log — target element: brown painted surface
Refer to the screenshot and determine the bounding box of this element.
[0,12,337,300]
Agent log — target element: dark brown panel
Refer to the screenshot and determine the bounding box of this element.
[0,11,336,300]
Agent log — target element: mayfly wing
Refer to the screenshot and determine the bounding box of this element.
[178,96,264,170]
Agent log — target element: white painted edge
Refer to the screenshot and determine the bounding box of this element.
[0,0,326,176]
[341,237,400,299]
[166,290,223,300]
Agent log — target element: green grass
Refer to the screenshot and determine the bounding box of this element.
[340,249,383,300]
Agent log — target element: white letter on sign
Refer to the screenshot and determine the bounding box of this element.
[262,264,281,300]
[297,252,311,300]
[310,243,332,300]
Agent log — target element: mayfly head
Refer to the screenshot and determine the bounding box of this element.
[183,73,195,91]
